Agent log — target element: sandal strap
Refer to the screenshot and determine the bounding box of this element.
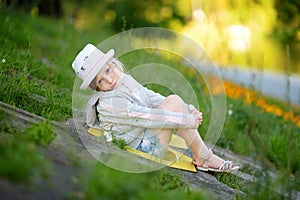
[219,161,232,170]
[195,149,213,165]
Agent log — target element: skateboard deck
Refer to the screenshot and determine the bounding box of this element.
[87,128,196,172]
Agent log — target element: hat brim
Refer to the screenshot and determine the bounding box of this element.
[80,49,114,90]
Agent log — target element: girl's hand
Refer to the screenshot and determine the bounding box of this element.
[187,105,203,127]
[192,109,203,127]
[195,112,203,126]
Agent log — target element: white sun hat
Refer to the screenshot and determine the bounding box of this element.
[72,43,114,90]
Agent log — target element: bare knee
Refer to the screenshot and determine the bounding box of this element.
[159,94,186,112]
[165,94,180,103]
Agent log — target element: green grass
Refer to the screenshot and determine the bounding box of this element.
[217,96,300,198]
[0,9,112,121]
[221,97,300,174]
[0,112,51,182]
[83,165,207,200]
[0,11,71,120]
[1,7,300,200]
[23,120,55,147]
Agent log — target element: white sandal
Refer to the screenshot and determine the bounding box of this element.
[193,150,240,172]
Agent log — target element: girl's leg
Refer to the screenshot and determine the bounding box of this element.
[156,95,227,169]
[157,95,207,154]
[152,128,173,148]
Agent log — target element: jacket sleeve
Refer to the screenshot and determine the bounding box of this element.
[97,95,197,130]
[143,87,166,108]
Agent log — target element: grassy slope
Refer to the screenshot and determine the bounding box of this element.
[0,8,300,199]
[0,9,112,121]
[0,10,209,199]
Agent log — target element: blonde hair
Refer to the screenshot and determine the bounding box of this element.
[89,58,125,91]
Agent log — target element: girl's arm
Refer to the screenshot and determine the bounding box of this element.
[143,87,166,108]
[97,96,198,130]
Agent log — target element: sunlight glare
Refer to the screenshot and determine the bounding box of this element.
[193,9,206,21]
[228,25,251,52]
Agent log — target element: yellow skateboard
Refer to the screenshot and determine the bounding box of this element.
[87,128,196,172]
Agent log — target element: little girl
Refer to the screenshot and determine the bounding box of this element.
[72,43,239,172]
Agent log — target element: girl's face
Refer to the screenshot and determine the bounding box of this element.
[95,65,122,91]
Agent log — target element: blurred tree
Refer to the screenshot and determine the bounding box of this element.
[273,0,300,44]
[4,0,39,11]
[37,0,63,18]
[102,0,192,32]
[4,0,63,18]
